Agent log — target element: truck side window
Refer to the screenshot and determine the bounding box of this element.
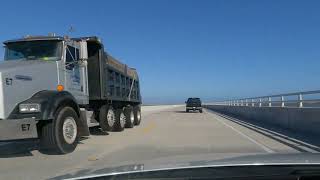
[66,45,79,70]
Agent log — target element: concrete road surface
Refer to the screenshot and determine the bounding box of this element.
[0,105,318,179]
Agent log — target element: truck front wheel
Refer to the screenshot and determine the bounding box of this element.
[40,106,79,154]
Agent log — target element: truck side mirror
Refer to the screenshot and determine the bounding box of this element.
[79,40,88,60]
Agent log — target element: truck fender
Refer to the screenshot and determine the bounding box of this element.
[8,90,89,136]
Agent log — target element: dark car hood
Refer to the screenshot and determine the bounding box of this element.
[53,153,320,179]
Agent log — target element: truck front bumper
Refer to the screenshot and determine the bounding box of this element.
[0,118,38,141]
[186,107,202,111]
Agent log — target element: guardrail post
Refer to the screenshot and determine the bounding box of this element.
[268,97,272,107]
[281,96,285,107]
[218,90,320,109]
[298,94,303,108]
[259,98,262,107]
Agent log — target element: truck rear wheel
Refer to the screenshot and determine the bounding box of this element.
[99,105,116,131]
[133,106,141,126]
[124,107,134,128]
[114,109,126,131]
[40,106,79,154]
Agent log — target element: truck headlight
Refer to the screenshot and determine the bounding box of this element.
[19,104,41,113]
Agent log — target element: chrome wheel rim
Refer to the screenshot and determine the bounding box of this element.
[63,117,77,144]
[107,109,115,127]
[120,112,126,128]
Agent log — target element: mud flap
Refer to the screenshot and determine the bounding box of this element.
[78,109,90,137]
[0,119,38,141]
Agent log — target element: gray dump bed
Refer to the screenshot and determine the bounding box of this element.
[106,54,139,80]
[86,42,141,103]
[104,54,141,102]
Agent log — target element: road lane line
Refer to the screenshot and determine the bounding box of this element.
[141,121,156,134]
[206,110,275,153]
[213,111,320,153]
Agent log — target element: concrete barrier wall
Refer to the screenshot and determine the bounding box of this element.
[204,105,320,135]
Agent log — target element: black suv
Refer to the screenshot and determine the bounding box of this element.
[185,98,203,113]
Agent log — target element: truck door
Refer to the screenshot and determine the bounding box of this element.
[64,43,89,104]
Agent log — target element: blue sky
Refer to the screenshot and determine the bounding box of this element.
[0,0,319,104]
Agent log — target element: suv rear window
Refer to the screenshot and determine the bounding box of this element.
[187,98,201,103]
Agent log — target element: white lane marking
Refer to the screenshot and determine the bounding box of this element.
[207,110,274,153]
[216,112,320,153]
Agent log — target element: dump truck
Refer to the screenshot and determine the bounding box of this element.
[0,35,142,154]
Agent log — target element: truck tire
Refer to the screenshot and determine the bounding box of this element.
[124,107,134,128]
[186,109,189,113]
[199,109,203,113]
[133,106,141,126]
[114,109,126,131]
[99,105,115,131]
[40,106,79,154]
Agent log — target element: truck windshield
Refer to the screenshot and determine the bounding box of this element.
[4,40,62,61]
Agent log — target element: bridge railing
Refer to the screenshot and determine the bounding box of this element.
[213,90,320,108]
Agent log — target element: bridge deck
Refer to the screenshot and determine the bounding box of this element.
[0,106,318,179]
